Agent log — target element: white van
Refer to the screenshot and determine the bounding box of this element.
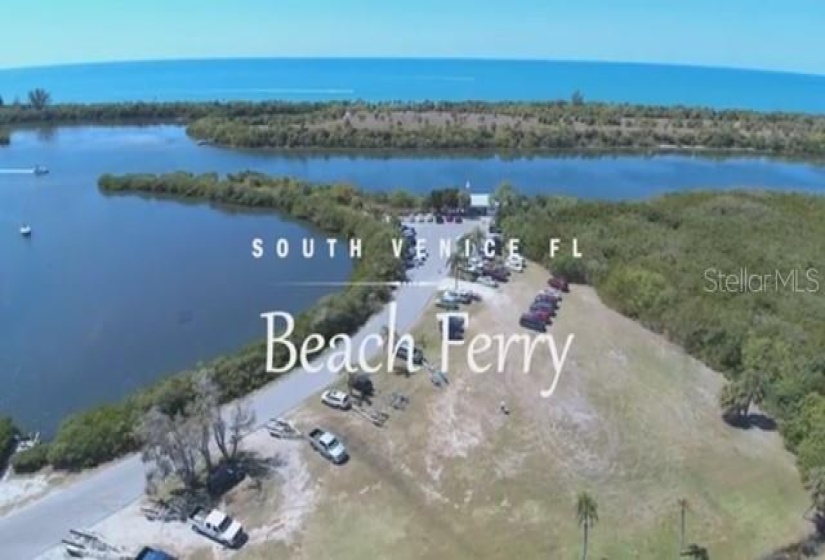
[506,254,525,271]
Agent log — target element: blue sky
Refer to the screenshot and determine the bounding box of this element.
[1,0,822,74]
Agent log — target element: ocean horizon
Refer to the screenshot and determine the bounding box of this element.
[1,58,824,113]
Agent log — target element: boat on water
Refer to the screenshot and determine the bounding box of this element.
[20,224,32,236]
[33,165,49,175]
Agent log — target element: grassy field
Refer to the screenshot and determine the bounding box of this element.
[191,264,810,560]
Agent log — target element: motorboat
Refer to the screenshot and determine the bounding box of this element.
[33,165,49,175]
[20,224,32,237]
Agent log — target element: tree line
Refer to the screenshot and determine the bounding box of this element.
[1,89,824,156]
[495,185,825,531]
[7,172,406,473]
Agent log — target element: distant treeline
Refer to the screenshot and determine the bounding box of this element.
[0,128,9,145]
[9,172,406,472]
[496,186,825,509]
[1,99,824,156]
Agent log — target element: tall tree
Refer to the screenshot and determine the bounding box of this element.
[27,88,51,110]
[446,247,467,290]
[576,492,599,560]
[212,400,256,463]
[571,90,585,106]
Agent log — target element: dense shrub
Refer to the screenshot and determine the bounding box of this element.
[11,443,50,474]
[48,405,137,470]
[2,100,825,156]
[0,416,18,469]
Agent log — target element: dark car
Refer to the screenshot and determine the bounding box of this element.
[435,214,444,224]
[136,547,177,560]
[455,215,463,223]
[445,214,455,223]
[529,304,556,320]
[528,308,553,324]
[519,313,547,333]
[395,345,425,365]
[533,296,559,308]
[207,462,246,496]
[548,277,570,292]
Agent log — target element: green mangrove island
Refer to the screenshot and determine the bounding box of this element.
[1,93,825,156]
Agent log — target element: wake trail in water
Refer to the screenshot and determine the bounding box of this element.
[0,169,36,174]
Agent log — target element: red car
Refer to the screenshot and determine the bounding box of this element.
[527,308,553,324]
[548,277,569,292]
[445,214,455,222]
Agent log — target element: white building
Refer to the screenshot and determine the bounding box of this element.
[469,193,494,217]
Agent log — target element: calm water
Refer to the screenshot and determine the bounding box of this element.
[1,59,825,112]
[3,125,825,433]
[1,129,353,434]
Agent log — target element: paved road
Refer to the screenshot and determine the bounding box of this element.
[1,220,477,560]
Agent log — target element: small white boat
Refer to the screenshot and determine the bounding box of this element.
[20,225,32,237]
[33,165,49,175]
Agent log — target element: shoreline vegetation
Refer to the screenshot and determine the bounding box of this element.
[0,94,824,157]
[6,173,408,474]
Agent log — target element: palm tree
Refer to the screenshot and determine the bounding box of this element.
[740,368,768,416]
[680,543,709,559]
[466,226,486,256]
[678,498,689,555]
[718,381,748,422]
[576,492,599,560]
[27,88,51,110]
[446,247,467,290]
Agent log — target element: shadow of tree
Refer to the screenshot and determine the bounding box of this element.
[722,412,777,431]
[761,530,825,559]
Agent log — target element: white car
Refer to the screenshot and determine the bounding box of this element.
[506,259,524,272]
[321,390,352,410]
[441,290,461,304]
[477,275,498,288]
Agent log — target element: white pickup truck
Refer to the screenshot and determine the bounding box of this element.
[189,506,244,548]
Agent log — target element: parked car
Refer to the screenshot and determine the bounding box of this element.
[534,295,559,308]
[395,344,425,365]
[136,547,177,560]
[206,462,246,496]
[455,215,463,223]
[441,290,461,304]
[528,308,553,324]
[308,428,349,464]
[519,313,547,333]
[477,275,498,288]
[436,299,459,311]
[506,260,524,272]
[445,214,454,222]
[548,276,570,292]
[435,214,444,224]
[425,213,435,222]
[190,507,244,548]
[321,389,352,410]
[529,304,556,320]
